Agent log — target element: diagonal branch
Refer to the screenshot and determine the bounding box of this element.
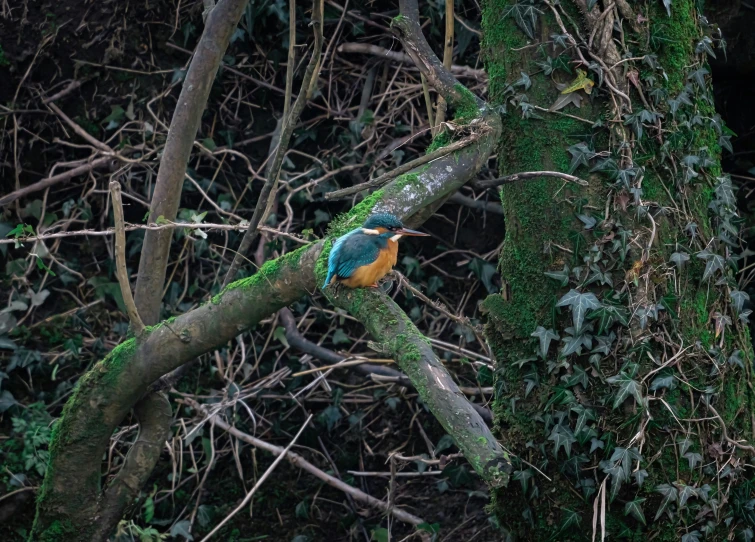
[322,287,511,485]
[109,181,145,335]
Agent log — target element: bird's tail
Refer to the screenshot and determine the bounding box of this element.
[322,271,334,289]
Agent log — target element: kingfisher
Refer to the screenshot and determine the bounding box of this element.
[323,213,429,289]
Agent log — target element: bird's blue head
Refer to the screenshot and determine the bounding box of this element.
[361,213,430,238]
[363,213,404,232]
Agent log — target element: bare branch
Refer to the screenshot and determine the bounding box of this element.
[199,414,313,541]
[337,42,486,79]
[0,156,113,207]
[109,181,145,335]
[186,399,426,526]
[134,0,252,325]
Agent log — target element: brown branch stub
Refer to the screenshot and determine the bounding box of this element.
[110,181,145,335]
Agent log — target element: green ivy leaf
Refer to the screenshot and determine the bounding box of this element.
[588,305,629,335]
[371,528,389,542]
[624,498,646,525]
[605,371,643,409]
[556,289,601,333]
[545,264,570,287]
[531,326,559,359]
[548,424,577,458]
[654,483,678,520]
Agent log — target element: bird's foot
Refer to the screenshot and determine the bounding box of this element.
[368,283,380,289]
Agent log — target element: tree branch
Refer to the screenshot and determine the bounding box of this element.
[322,287,510,486]
[325,133,480,200]
[94,392,172,541]
[280,308,493,423]
[473,171,588,189]
[109,181,145,335]
[187,399,427,527]
[337,42,487,80]
[134,0,251,324]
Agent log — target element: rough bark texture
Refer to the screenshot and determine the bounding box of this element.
[482,0,755,539]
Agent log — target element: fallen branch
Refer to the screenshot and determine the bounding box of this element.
[187,399,427,527]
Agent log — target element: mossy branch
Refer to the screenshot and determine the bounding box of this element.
[323,286,512,486]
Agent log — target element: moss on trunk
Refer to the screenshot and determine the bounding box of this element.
[481,0,755,539]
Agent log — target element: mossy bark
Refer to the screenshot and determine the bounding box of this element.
[482,0,755,539]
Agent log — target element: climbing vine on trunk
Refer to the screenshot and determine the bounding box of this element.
[482,0,755,539]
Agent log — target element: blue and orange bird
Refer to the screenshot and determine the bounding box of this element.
[323,213,430,289]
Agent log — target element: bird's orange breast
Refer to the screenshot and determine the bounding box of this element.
[341,240,398,288]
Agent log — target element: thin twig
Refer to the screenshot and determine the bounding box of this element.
[222,0,324,287]
[198,414,313,542]
[109,181,145,335]
[473,171,588,189]
[187,399,427,527]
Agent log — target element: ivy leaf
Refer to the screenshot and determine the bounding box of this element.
[513,71,532,90]
[571,404,596,435]
[532,326,560,359]
[606,371,643,409]
[677,483,698,509]
[577,214,597,230]
[697,250,725,281]
[696,36,716,59]
[670,252,690,270]
[654,483,678,520]
[170,520,194,541]
[545,264,570,286]
[632,469,648,487]
[590,157,619,180]
[624,498,647,526]
[682,532,702,542]
[728,350,744,369]
[588,305,629,335]
[684,452,703,469]
[557,289,601,333]
[650,374,677,391]
[548,424,577,458]
[687,67,709,91]
[564,365,589,389]
[505,1,544,40]
[567,142,595,174]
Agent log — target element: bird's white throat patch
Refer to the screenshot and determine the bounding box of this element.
[361,228,380,235]
[390,234,403,242]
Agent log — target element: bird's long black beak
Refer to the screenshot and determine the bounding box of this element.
[398,228,430,237]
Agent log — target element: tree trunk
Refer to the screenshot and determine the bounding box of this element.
[482,0,755,539]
